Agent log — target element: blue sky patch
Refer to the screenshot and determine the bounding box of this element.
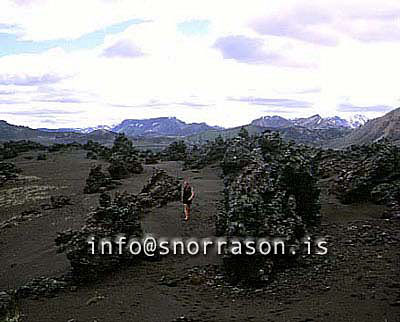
[0,19,143,57]
[177,19,210,36]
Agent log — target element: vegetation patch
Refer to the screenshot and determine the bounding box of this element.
[0,185,63,208]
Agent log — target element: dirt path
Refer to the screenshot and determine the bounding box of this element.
[18,161,228,322]
[1,154,399,321]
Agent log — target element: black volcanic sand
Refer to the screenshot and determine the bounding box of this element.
[0,150,399,322]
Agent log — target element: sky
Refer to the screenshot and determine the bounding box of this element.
[0,0,399,128]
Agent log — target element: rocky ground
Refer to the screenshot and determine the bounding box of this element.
[0,149,399,321]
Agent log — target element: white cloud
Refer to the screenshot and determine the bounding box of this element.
[0,0,399,128]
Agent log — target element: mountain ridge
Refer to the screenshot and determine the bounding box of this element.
[329,107,400,148]
[38,117,222,137]
[0,120,117,145]
[112,116,222,137]
[2,110,399,148]
[252,114,368,130]
[37,114,368,136]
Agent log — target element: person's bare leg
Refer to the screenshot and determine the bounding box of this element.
[184,204,190,221]
[186,205,190,221]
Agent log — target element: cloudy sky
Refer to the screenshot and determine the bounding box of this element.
[0,0,399,128]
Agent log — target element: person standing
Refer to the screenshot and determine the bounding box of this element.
[182,180,195,221]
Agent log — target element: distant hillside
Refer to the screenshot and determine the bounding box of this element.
[0,120,45,141]
[277,126,353,145]
[186,124,266,143]
[330,107,400,148]
[130,136,181,151]
[0,121,117,145]
[112,117,222,137]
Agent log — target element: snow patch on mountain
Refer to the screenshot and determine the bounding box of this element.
[348,114,369,128]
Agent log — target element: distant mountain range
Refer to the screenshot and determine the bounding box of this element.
[1,109,400,148]
[39,115,368,135]
[0,117,222,147]
[37,114,367,138]
[187,114,369,146]
[329,107,400,147]
[186,124,353,146]
[38,125,114,134]
[39,117,222,137]
[251,114,369,129]
[112,117,223,136]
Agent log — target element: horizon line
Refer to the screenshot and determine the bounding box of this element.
[0,110,389,131]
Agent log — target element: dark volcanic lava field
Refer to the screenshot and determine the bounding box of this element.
[1,149,399,322]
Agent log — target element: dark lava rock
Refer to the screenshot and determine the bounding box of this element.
[83,140,111,160]
[327,140,400,218]
[84,165,120,194]
[107,154,143,179]
[55,193,142,280]
[107,134,143,179]
[0,209,42,230]
[36,153,47,161]
[42,195,73,210]
[184,136,227,170]
[0,140,45,161]
[161,140,188,162]
[50,195,73,209]
[16,277,68,298]
[139,169,181,208]
[84,135,144,179]
[0,162,21,187]
[217,131,320,283]
[331,140,400,204]
[0,291,12,317]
